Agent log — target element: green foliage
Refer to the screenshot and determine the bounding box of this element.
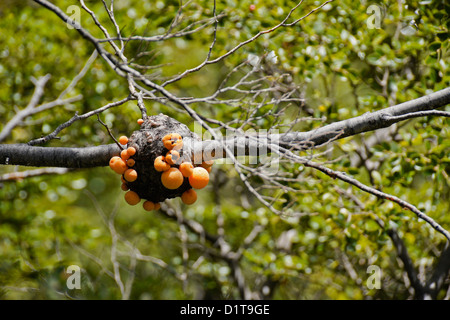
[0,0,449,299]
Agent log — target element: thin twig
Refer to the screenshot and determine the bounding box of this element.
[97,114,124,150]
[28,96,131,146]
[0,167,71,182]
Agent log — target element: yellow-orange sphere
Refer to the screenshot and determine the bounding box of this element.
[179,162,194,177]
[161,167,184,190]
[124,169,138,182]
[109,156,128,175]
[154,156,170,172]
[143,200,155,211]
[181,189,197,205]
[188,167,210,189]
[124,190,140,205]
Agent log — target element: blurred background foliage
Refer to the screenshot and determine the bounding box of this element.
[0,0,449,299]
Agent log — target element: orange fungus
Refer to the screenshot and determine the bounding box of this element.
[181,189,197,205]
[124,190,140,205]
[188,167,210,189]
[161,167,184,190]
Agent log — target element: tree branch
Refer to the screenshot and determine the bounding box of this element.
[303,159,450,241]
[416,243,450,300]
[1,87,449,167]
[0,167,71,182]
[203,87,450,159]
[0,74,50,142]
[0,143,120,168]
[386,226,423,294]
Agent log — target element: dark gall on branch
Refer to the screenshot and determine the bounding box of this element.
[123,114,201,203]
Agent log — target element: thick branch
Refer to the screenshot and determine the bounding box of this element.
[0,143,120,168]
[203,87,450,158]
[283,88,450,146]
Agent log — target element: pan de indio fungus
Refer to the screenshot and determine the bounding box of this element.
[109,156,128,175]
[124,169,138,182]
[121,149,130,160]
[188,167,210,189]
[179,162,194,177]
[162,133,183,150]
[181,189,197,205]
[119,136,128,145]
[126,147,136,156]
[161,167,184,190]
[165,150,181,165]
[143,200,155,211]
[124,190,140,205]
[154,156,170,172]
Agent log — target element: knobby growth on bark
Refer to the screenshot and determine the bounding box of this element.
[125,114,201,203]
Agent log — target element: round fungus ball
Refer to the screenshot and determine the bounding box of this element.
[188,167,210,189]
[124,169,138,182]
[143,200,155,211]
[110,156,128,175]
[127,147,136,156]
[179,162,194,177]
[161,167,184,190]
[165,150,181,165]
[119,136,129,145]
[162,133,183,150]
[181,189,197,205]
[124,190,140,205]
[154,156,170,172]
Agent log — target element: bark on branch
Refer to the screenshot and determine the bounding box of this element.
[0,143,119,168]
[204,87,450,158]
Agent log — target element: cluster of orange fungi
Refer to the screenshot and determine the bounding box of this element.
[157,132,213,205]
[109,120,213,211]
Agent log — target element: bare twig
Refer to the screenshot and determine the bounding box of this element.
[97,114,124,150]
[98,14,227,44]
[382,110,450,122]
[28,96,131,146]
[58,50,98,100]
[161,1,334,87]
[0,167,71,182]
